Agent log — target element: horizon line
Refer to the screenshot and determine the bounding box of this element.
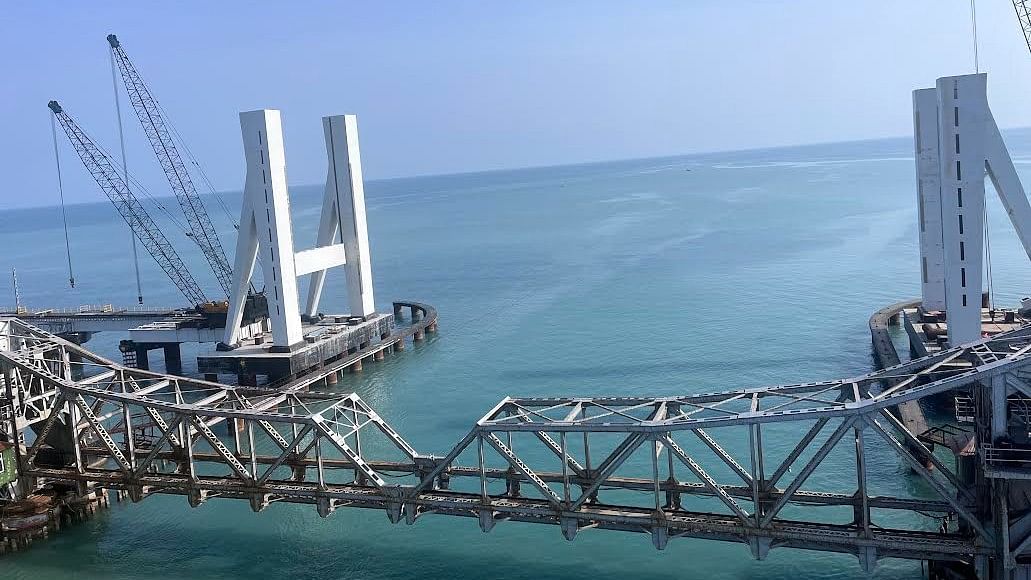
[11,126,1031,212]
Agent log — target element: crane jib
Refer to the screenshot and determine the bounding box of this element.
[109,35,234,299]
[48,101,208,306]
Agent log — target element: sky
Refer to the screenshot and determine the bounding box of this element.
[4,1,1031,209]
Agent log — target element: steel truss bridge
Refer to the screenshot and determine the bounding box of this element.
[4,317,1031,575]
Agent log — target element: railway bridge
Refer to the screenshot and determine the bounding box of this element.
[3,317,1031,578]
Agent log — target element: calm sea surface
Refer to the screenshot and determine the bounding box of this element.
[6,133,1031,579]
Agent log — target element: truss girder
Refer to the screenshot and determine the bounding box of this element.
[4,317,1030,566]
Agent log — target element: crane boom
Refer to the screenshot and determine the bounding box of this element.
[48,100,208,306]
[1015,1,1031,53]
[107,34,234,297]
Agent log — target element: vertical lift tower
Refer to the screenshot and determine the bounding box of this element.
[221,110,376,352]
[914,73,1031,346]
[915,74,1031,580]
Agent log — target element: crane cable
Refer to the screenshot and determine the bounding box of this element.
[984,194,995,311]
[111,47,144,305]
[124,56,238,227]
[971,0,996,310]
[155,99,238,226]
[50,111,75,289]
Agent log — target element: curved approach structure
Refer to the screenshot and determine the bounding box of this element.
[2,317,1031,573]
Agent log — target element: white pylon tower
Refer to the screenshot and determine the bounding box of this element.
[304,115,376,319]
[221,110,376,350]
[913,73,1031,345]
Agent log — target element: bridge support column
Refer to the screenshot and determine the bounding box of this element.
[394,339,405,352]
[317,496,334,518]
[134,344,150,371]
[304,114,377,320]
[162,343,182,375]
[478,509,496,533]
[649,519,668,550]
[857,546,878,574]
[748,536,772,561]
[561,516,578,541]
[991,374,1008,439]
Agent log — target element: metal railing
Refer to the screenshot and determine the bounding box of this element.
[982,443,1031,469]
[955,396,975,423]
[0,304,186,316]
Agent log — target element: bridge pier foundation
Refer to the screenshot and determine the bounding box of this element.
[133,344,150,371]
[748,536,771,561]
[162,343,182,375]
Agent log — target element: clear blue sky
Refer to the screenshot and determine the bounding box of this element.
[4,1,1031,209]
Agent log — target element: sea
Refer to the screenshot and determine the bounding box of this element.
[5,131,1031,579]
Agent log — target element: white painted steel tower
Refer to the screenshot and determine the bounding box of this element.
[221,111,376,350]
[914,73,1031,345]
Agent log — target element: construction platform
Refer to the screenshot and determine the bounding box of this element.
[903,297,1030,359]
[196,301,436,384]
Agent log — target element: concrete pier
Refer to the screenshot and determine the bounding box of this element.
[0,488,108,557]
[163,343,182,375]
[197,301,436,385]
[123,341,184,374]
[198,314,393,382]
[134,343,150,370]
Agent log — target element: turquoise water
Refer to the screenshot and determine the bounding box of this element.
[6,133,1031,579]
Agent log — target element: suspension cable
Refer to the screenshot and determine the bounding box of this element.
[111,47,144,305]
[50,111,75,289]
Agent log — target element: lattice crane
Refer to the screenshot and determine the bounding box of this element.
[1015,1,1031,53]
[48,100,208,306]
[107,34,234,298]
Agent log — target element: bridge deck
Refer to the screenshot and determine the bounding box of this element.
[2,312,1029,569]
